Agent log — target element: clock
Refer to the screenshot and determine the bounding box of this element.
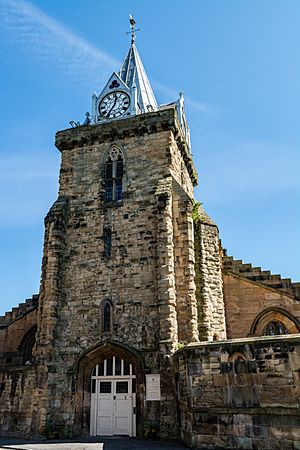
[98,91,130,119]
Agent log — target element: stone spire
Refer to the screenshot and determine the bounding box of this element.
[119,18,157,114]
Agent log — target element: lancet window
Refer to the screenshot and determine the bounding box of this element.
[105,147,124,202]
[102,300,112,333]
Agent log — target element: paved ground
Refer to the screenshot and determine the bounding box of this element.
[0,437,189,450]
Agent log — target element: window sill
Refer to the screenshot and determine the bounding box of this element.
[102,200,123,208]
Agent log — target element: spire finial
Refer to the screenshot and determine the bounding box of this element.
[127,14,140,45]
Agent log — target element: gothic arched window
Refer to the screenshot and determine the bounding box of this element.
[18,325,37,365]
[102,301,112,333]
[105,147,124,202]
[263,320,288,336]
[250,308,299,337]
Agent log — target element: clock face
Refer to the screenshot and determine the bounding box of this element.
[99,91,130,119]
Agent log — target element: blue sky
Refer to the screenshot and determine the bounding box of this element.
[0,0,299,316]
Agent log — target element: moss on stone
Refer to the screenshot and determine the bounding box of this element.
[193,201,209,340]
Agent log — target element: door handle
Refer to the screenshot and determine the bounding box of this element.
[113,395,116,400]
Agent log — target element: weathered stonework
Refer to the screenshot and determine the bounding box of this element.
[0,65,299,450]
[194,205,227,341]
[0,296,38,368]
[223,272,300,339]
[0,367,35,437]
[177,335,300,449]
[12,107,200,439]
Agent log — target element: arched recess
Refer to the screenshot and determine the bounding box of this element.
[73,340,145,437]
[250,307,300,337]
[18,325,37,365]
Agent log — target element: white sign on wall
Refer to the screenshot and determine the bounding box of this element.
[146,374,161,401]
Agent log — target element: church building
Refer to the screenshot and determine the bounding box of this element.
[1,18,300,450]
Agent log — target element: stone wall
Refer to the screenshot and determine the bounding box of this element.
[223,254,300,300]
[177,335,300,449]
[29,108,199,437]
[194,205,226,341]
[173,179,198,344]
[0,300,38,368]
[0,367,35,437]
[223,273,300,339]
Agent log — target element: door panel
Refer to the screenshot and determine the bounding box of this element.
[114,381,130,435]
[97,382,113,436]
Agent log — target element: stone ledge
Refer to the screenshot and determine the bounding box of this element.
[180,333,300,350]
[185,406,300,416]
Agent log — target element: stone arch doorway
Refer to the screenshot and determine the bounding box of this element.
[74,340,145,437]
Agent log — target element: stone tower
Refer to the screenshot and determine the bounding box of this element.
[30,20,225,438]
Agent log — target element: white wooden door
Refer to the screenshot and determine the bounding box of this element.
[97,381,114,436]
[114,380,131,435]
[90,358,136,437]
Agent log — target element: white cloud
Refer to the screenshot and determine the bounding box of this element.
[0,0,212,110]
[0,0,119,84]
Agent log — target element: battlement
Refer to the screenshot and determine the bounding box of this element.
[223,253,300,300]
[0,295,39,327]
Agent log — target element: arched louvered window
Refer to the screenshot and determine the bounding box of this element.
[103,301,112,333]
[105,147,124,202]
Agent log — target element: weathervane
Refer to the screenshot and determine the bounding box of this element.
[126,14,141,45]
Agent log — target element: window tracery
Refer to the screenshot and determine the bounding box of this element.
[250,307,299,336]
[263,320,288,336]
[105,147,124,202]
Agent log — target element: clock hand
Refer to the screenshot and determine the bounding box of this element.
[106,94,117,117]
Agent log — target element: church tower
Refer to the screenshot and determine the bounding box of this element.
[3,16,300,449]
[31,17,220,439]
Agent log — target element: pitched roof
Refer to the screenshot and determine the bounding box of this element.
[119,43,157,114]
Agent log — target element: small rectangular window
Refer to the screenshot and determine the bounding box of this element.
[116,381,128,394]
[106,357,113,376]
[100,382,111,394]
[115,356,121,375]
[98,361,104,376]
